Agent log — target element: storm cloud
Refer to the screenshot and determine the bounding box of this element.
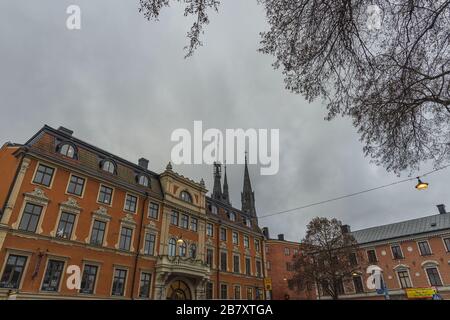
[1,0,449,242]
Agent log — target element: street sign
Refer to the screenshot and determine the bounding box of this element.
[264,278,272,291]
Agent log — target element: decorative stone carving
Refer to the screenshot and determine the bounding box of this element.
[60,197,82,214]
[121,213,137,227]
[24,187,49,206]
[145,220,158,230]
[92,206,112,221]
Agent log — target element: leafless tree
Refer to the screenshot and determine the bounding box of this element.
[289,217,365,300]
[139,0,450,173]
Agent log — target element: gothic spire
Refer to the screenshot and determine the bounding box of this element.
[222,163,230,205]
[212,162,222,200]
[241,154,256,217]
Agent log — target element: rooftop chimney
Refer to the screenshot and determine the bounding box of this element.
[277,234,284,241]
[262,227,270,239]
[57,126,73,136]
[437,204,447,215]
[138,158,149,170]
[341,224,351,234]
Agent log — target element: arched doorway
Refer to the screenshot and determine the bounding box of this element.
[166,280,192,300]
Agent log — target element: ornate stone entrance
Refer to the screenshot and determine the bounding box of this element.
[166,280,192,300]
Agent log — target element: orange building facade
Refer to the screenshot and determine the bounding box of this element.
[263,232,315,300]
[0,125,265,299]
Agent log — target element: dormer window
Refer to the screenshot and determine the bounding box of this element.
[211,205,218,215]
[57,143,76,159]
[229,211,236,222]
[138,175,149,187]
[180,191,193,203]
[101,160,116,174]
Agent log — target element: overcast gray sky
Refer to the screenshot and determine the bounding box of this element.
[1,0,449,242]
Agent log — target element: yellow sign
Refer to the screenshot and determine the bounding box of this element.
[406,287,437,299]
[264,278,272,291]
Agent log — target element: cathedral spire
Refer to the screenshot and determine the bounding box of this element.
[222,163,230,205]
[241,153,256,217]
[212,162,222,200]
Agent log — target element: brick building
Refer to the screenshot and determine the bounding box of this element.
[264,207,450,300]
[0,125,265,299]
[263,231,315,300]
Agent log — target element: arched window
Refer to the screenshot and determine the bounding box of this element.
[168,238,177,257]
[59,143,76,158]
[138,175,149,187]
[180,191,193,203]
[211,205,218,215]
[101,160,115,174]
[189,244,197,259]
[179,242,187,257]
[229,211,236,222]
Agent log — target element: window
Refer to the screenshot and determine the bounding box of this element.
[139,272,152,298]
[41,260,65,292]
[190,217,198,232]
[367,249,377,263]
[246,287,253,300]
[255,240,260,252]
[119,227,133,251]
[67,175,85,196]
[170,211,179,225]
[245,217,252,228]
[349,252,358,266]
[180,214,189,229]
[211,205,218,214]
[444,238,450,252]
[256,288,263,300]
[206,223,213,237]
[102,160,115,174]
[0,255,27,289]
[124,194,137,213]
[98,185,113,205]
[234,286,241,299]
[220,228,227,241]
[418,241,432,256]
[149,202,159,219]
[391,245,404,259]
[336,279,345,295]
[179,242,187,257]
[293,249,299,256]
[266,261,271,271]
[284,248,290,256]
[206,282,213,299]
[90,220,106,246]
[180,191,193,203]
[18,203,43,233]
[286,262,293,271]
[59,143,75,158]
[56,211,76,239]
[33,164,54,187]
[397,270,412,288]
[111,269,127,296]
[220,252,227,271]
[206,248,213,266]
[353,276,364,293]
[144,233,156,255]
[232,232,239,245]
[168,238,177,257]
[220,284,228,299]
[256,260,262,277]
[189,244,197,259]
[426,267,442,286]
[229,212,236,221]
[244,236,249,248]
[245,257,251,275]
[80,264,98,294]
[138,175,149,187]
[233,255,240,273]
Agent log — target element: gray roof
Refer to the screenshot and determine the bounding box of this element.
[351,212,450,244]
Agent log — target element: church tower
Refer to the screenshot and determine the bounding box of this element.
[241,155,257,218]
[212,162,222,200]
[222,163,231,205]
